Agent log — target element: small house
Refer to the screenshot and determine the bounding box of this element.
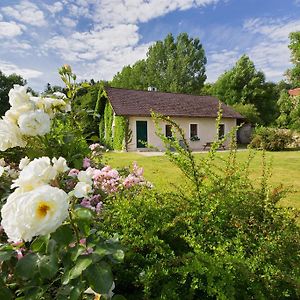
[101,87,243,151]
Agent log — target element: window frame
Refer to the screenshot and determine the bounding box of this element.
[189,123,199,139]
[218,123,225,140]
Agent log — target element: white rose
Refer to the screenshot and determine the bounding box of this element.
[0,166,4,177]
[78,169,93,185]
[18,110,51,136]
[1,185,69,242]
[52,157,69,173]
[19,156,30,170]
[73,182,92,198]
[8,85,30,109]
[0,119,26,151]
[12,157,57,191]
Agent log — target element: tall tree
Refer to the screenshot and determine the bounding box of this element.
[0,71,26,116]
[287,31,300,87]
[111,33,207,94]
[212,55,279,124]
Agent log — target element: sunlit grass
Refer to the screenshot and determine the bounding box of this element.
[104,150,300,209]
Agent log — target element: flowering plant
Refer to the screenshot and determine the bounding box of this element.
[0,66,149,299]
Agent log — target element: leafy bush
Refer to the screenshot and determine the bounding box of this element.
[99,114,300,299]
[250,126,294,151]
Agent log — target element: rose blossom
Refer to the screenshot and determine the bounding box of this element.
[19,157,30,170]
[8,85,30,109]
[18,110,51,136]
[73,182,92,198]
[12,157,57,191]
[1,185,69,242]
[0,119,26,151]
[52,157,69,173]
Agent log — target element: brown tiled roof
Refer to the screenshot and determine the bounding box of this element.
[288,88,300,96]
[105,87,243,119]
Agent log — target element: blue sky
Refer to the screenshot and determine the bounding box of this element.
[0,0,300,91]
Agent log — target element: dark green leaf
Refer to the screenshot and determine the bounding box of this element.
[84,262,113,295]
[15,253,39,279]
[0,250,15,262]
[0,286,13,300]
[37,254,59,279]
[62,256,92,285]
[52,225,74,246]
[31,235,49,253]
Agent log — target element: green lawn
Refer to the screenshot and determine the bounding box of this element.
[103,150,300,209]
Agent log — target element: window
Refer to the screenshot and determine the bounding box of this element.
[190,124,198,139]
[218,124,225,139]
[165,124,172,138]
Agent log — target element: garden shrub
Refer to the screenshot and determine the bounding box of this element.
[99,114,300,299]
[250,126,294,151]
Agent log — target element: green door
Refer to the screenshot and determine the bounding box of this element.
[136,121,148,148]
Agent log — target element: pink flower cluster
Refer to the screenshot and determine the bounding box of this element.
[93,166,120,193]
[89,143,105,156]
[68,159,150,212]
[80,195,103,213]
[123,162,145,189]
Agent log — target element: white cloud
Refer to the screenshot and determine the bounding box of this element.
[61,17,77,28]
[243,18,300,42]
[44,2,64,14]
[243,17,299,81]
[0,22,23,38]
[44,24,141,62]
[0,13,3,21]
[206,49,240,82]
[0,60,42,79]
[92,0,220,26]
[1,1,47,27]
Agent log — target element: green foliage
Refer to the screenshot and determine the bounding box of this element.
[104,101,114,149]
[113,116,126,151]
[111,33,207,94]
[287,31,300,87]
[212,55,279,125]
[250,126,294,151]
[233,103,262,124]
[73,82,103,140]
[100,115,300,299]
[276,90,300,130]
[0,70,26,116]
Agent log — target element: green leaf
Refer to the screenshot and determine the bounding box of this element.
[84,262,113,295]
[31,235,49,253]
[37,254,59,279]
[81,82,90,88]
[15,253,39,279]
[0,286,13,300]
[74,207,93,221]
[52,224,74,246]
[0,250,15,262]
[93,241,124,263]
[62,256,92,285]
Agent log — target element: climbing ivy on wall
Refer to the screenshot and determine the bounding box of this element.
[103,101,114,149]
[97,88,131,150]
[113,116,126,150]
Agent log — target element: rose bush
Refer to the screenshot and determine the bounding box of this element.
[0,66,149,299]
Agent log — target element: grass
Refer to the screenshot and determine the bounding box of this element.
[103,150,300,209]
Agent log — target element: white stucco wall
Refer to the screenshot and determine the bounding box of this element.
[127,116,237,151]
